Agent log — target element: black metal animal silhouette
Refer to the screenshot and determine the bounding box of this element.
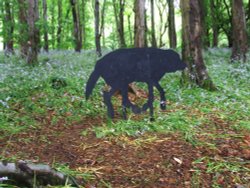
[85,48,186,120]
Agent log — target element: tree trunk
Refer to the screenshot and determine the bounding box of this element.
[180,0,216,91]
[167,0,176,49]
[17,0,29,58]
[200,0,210,48]
[0,161,79,187]
[100,0,107,48]
[222,0,233,47]
[51,0,56,48]
[95,0,102,56]
[210,0,218,47]
[127,14,133,46]
[71,0,82,52]
[156,0,167,47]
[247,0,250,21]
[81,0,86,49]
[150,0,157,47]
[231,0,248,62]
[43,0,49,52]
[134,0,145,47]
[3,0,15,56]
[144,8,148,47]
[57,0,62,48]
[27,0,39,64]
[113,0,126,48]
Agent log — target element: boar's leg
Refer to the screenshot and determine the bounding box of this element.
[120,86,141,120]
[103,88,116,119]
[142,82,155,121]
[154,82,166,110]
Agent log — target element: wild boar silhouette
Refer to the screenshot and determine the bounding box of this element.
[85,47,186,120]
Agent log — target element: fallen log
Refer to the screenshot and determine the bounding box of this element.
[0,160,79,187]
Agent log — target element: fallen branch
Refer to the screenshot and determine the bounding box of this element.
[0,160,79,187]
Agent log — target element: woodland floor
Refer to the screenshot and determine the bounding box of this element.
[1,106,250,188]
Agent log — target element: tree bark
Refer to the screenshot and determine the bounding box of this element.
[50,0,56,48]
[95,0,102,56]
[27,0,39,64]
[231,0,248,62]
[247,0,250,21]
[43,0,49,52]
[113,0,126,48]
[200,0,210,48]
[17,0,29,58]
[81,0,86,49]
[71,0,82,52]
[3,0,15,56]
[0,161,79,187]
[100,0,107,48]
[150,0,157,47]
[167,0,177,49]
[57,0,62,48]
[180,0,216,91]
[127,14,133,46]
[156,0,167,47]
[134,0,145,47]
[210,0,218,47]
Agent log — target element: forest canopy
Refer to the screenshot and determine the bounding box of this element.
[0,0,250,51]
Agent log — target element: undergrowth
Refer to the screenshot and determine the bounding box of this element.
[0,48,250,187]
[0,48,249,139]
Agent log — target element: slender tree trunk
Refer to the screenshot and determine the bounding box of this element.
[3,0,15,55]
[100,0,106,48]
[247,0,250,21]
[231,0,248,62]
[134,0,145,47]
[17,0,29,58]
[113,0,126,48]
[127,14,133,46]
[167,0,176,49]
[150,0,157,47]
[180,0,216,91]
[50,0,56,49]
[95,0,102,56]
[43,0,49,52]
[210,0,218,47]
[222,0,233,47]
[81,0,86,49]
[119,0,126,47]
[200,0,210,48]
[57,0,62,48]
[156,0,167,47]
[71,0,82,52]
[144,8,148,47]
[27,0,39,64]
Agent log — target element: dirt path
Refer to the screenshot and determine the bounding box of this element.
[1,115,250,187]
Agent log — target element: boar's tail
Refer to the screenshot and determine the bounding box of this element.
[85,69,100,100]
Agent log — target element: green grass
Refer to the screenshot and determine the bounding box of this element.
[0,48,250,187]
[0,48,249,138]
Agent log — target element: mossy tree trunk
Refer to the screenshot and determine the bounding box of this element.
[167,0,177,49]
[42,0,49,52]
[150,0,157,47]
[17,0,29,58]
[27,0,40,64]
[71,0,82,52]
[180,0,216,91]
[113,0,126,48]
[231,0,248,63]
[3,0,15,56]
[210,0,219,47]
[94,0,102,56]
[134,0,145,47]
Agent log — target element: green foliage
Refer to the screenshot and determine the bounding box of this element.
[0,48,249,139]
